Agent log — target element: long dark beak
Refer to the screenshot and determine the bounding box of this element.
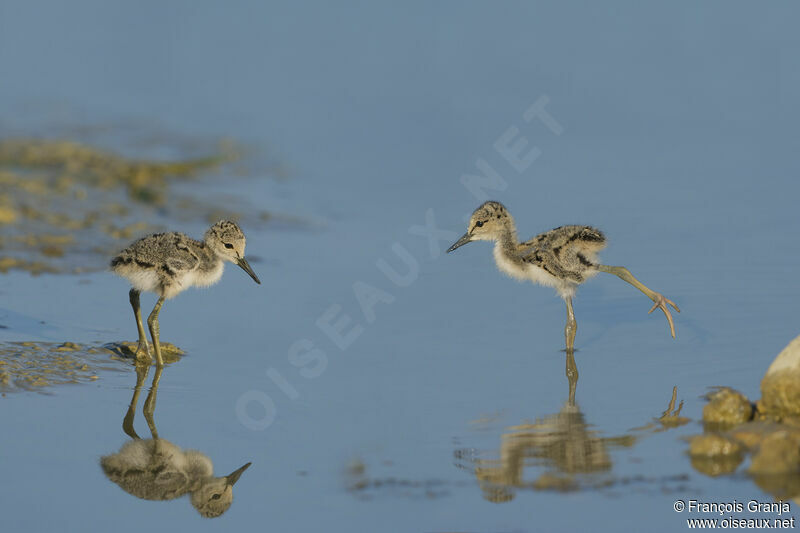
[225,462,252,486]
[236,257,261,284]
[447,232,472,253]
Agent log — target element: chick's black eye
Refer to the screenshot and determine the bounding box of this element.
[475,221,484,228]
[212,494,221,500]
[224,243,234,249]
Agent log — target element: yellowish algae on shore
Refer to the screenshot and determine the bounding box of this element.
[0,136,250,275]
[0,139,236,203]
[0,341,115,393]
[0,340,184,394]
[104,341,184,365]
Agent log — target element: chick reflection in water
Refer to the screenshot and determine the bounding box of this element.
[466,353,635,502]
[460,356,689,501]
[100,365,251,518]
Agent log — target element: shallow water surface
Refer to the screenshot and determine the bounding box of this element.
[1,2,800,532]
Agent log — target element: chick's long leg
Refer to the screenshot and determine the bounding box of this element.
[129,289,151,362]
[596,264,680,338]
[565,296,577,353]
[147,296,166,367]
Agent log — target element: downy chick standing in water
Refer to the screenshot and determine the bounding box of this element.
[447,201,679,352]
[111,220,261,366]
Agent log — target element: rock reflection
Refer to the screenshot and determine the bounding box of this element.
[100,364,251,518]
[460,352,687,502]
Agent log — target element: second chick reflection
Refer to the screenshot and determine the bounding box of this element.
[471,352,637,502]
[100,364,251,518]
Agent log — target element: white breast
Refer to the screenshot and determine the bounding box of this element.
[493,244,528,281]
[189,261,225,288]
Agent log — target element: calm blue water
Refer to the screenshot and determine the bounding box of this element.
[1,2,799,531]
